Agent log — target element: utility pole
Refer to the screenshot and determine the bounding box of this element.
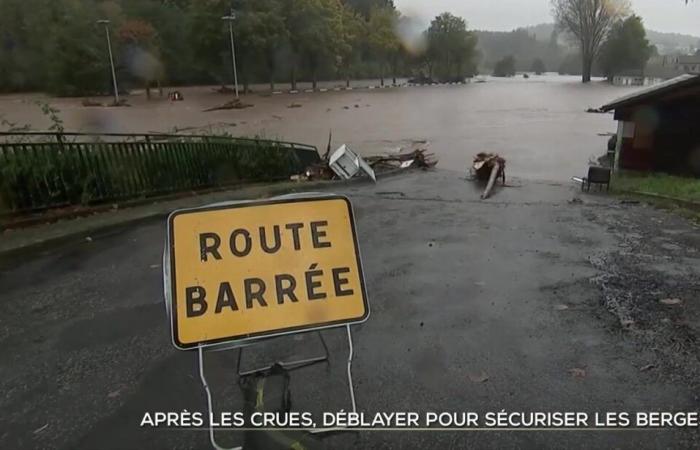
[97,20,120,105]
[222,11,240,98]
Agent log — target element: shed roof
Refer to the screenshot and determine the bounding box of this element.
[600,74,700,112]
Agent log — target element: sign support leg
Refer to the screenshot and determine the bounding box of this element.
[346,324,357,414]
[199,344,242,450]
[310,324,358,435]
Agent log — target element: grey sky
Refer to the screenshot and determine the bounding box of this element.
[395,0,700,36]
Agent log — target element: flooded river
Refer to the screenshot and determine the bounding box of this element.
[1,75,635,181]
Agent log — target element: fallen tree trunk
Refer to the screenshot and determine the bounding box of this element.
[481,161,500,199]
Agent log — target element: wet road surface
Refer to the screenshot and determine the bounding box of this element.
[1,170,699,449]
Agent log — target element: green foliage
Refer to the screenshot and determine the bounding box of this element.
[493,55,516,77]
[476,28,561,73]
[36,102,65,134]
[551,0,629,82]
[284,0,345,88]
[531,58,546,74]
[0,0,479,95]
[613,172,700,202]
[45,1,111,96]
[187,0,231,84]
[367,6,400,83]
[342,0,394,19]
[425,12,478,81]
[0,136,313,212]
[234,0,289,89]
[599,15,653,79]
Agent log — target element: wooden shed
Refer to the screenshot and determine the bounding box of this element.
[601,74,700,176]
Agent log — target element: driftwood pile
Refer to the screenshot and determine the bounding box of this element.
[472,152,506,199]
[297,148,437,182]
[364,149,438,171]
[203,98,254,112]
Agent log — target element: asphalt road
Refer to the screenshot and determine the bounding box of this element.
[1,170,699,449]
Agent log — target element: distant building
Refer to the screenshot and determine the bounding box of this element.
[666,54,700,74]
[612,69,665,87]
[619,54,700,87]
[601,74,700,176]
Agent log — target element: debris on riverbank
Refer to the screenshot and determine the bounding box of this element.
[293,146,437,182]
[203,98,253,112]
[471,153,506,199]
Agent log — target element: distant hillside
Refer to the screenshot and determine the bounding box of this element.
[646,29,700,53]
[475,28,565,71]
[521,23,699,54]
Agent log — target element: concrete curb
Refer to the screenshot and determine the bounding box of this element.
[0,168,412,260]
[616,189,700,212]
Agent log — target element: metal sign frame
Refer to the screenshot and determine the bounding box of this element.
[198,324,358,449]
[164,193,370,350]
[163,193,368,449]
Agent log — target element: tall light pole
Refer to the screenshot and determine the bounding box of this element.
[97,19,119,104]
[222,12,239,98]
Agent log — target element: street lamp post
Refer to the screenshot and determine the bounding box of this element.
[97,19,119,105]
[222,12,240,98]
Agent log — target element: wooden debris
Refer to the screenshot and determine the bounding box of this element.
[82,98,103,107]
[203,99,253,112]
[365,149,438,170]
[472,152,506,199]
[296,147,436,182]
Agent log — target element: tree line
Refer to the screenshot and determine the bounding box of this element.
[552,0,657,82]
[0,0,479,96]
[482,1,663,82]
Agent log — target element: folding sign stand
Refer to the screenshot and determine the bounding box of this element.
[197,324,358,450]
[166,195,369,450]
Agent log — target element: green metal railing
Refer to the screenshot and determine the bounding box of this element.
[0,132,320,214]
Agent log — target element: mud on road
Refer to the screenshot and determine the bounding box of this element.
[587,201,700,392]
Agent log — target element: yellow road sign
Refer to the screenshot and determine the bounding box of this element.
[166,195,369,349]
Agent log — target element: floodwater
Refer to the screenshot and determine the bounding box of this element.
[0,75,636,181]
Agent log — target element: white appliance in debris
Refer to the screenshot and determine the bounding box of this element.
[328,144,377,182]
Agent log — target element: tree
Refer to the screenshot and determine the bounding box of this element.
[343,0,395,19]
[493,55,516,77]
[45,1,110,96]
[475,28,561,73]
[283,0,342,90]
[235,0,288,91]
[425,12,478,82]
[551,0,629,82]
[367,6,400,86]
[599,15,653,80]
[117,19,164,98]
[187,0,231,86]
[531,58,546,74]
[337,4,365,87]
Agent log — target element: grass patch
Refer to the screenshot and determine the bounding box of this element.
[613,172,700,203]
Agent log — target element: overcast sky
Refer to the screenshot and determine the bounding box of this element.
[395,0,700,36]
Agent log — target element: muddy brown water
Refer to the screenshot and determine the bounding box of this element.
[1,75,634,181]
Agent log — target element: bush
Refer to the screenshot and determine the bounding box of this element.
[493,56,516,77]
